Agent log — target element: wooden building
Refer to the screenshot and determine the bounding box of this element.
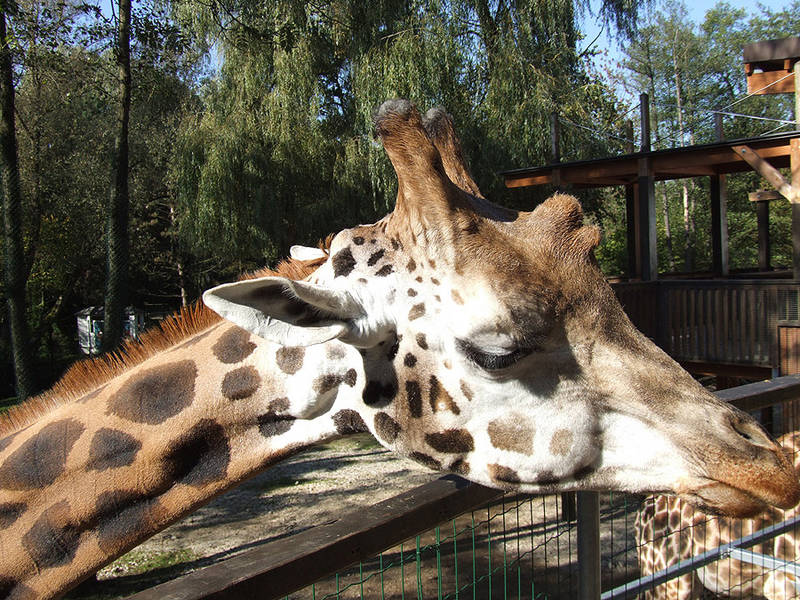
[502,129,800,380]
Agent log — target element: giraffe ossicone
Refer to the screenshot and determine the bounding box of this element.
[1,99,799,599]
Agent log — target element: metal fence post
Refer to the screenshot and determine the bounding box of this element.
[577,491,601,600]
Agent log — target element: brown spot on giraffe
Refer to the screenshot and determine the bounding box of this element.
[374,412,401,442]
[212,327,256,364]
[0,419,85,490]
[425,429,474,453]
[488,464,521,484]
[449,459,470,476]
[22,500,81,569]
[549,429,574,457]
[404,353,417,367]
[415,333,428,349]
[87,428,142,471]
[367,249,385,266]
[107,361,197,425]
[332,247,356,277]
[488,417,534,455]
[332,409,368,434]
[451,289,464,305]
[221,366,261,400]
[314,373,344,396]
[460,381,474,401]
[375,264,394,277]
[410,452,442,470]
[276,346,305,374]
[406,258,416,272]
[258,404,295,438]
[94,489,161,553]
[428,376,460,415]
[163,419,230,486]
[407,288,417,297]
[0,502,25,528]
[406,380,423,417]
[535,471,559,485]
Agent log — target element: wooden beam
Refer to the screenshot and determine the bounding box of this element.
[680,361,772,380]
[505,173,553,188]
[732,145,795,201]
[502,135,798,191]
[749,189,783,202]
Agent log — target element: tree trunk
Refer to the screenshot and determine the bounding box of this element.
[0,6,35,400]
[682,183,693,272]
[673,51,693,272]
[103,0,132,353]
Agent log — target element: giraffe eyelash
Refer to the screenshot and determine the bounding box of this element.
[456,339,534,371]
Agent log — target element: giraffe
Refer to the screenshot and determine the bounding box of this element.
[1,99,799,600]
[635,431,800,600]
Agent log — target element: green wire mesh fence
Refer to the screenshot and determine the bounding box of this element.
[288,492,647,600]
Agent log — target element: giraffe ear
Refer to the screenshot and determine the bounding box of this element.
[203,277,365,347]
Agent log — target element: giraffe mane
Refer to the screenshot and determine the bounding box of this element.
[0,237,333,438]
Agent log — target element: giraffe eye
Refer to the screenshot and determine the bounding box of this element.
[457,340,532,371]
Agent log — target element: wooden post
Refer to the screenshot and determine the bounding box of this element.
[710,176,729,277]
[640,93,651,152]
[711,113,729,277]
[624,120,638,278]
[577,492,601,600]
[749,190,781,272]
[793,139,800,280]
[638,95,657,280]
[758,200,771,271]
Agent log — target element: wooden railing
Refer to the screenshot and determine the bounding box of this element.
[613,280,800,370]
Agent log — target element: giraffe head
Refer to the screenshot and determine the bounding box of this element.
[205,100,800,518]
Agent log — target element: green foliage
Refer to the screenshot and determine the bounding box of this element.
[169,0,634,266]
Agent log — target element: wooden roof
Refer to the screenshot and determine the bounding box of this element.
[502,131,800,189]
[743,37,800,64]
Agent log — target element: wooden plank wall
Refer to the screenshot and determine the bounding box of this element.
[780,326,800,375]
[612,281,795,370]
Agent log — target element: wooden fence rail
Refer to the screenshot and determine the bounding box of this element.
[125,376,800,600]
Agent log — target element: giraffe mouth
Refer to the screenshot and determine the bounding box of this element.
[680,480,776,519]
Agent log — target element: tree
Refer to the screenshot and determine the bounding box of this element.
[103,0,132,353]
[0,0,35,400]
[169,0,639,274]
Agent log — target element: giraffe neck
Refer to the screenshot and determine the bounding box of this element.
[0,322,364,599]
